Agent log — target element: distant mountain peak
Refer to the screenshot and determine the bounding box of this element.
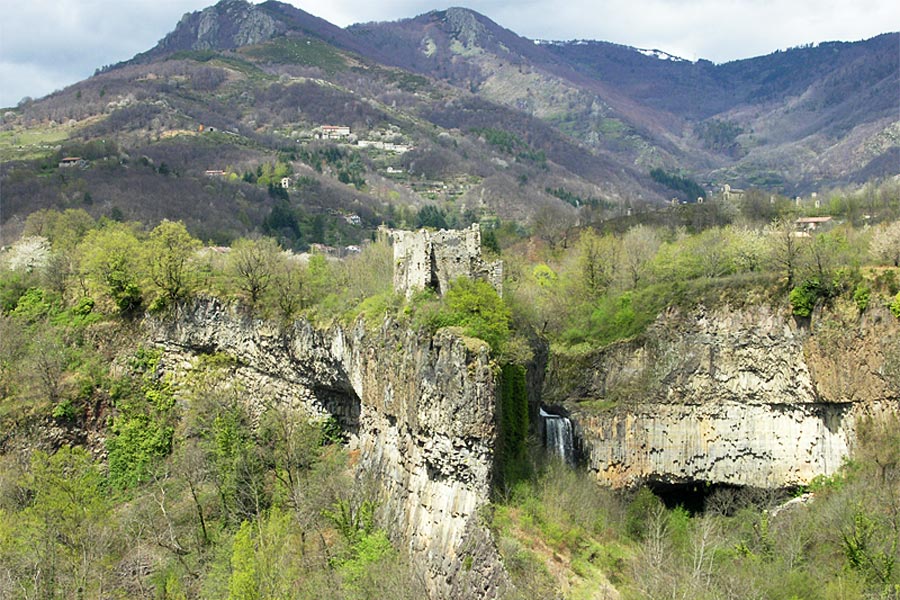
[154,0,284,55]
[535,38,689,62]
[440,7,489,47]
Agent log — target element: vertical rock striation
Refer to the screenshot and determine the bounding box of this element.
[148,298,506,598]
[546,304,900,489]
[334,321,505,597]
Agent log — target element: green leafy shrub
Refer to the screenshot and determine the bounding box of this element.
[532,264,557,288]
[416,278,512,352]
[323,498,377,545]
[108,271,143,315]
[0,271,30,313]
[891,292,900,319]
[320,415,344,445]
[51,397,80,421]
[106,348,177,487]
[49,296,103,329]
[842,507,896,584]
[587,291,648,345]
[346,291,401,327]
[853,284,871,312]
[106,415,174,487]
[874,269,899,295]
[336,529,395,590]
[227,521,258,600]
[12,287,54,323]
[625,487,665,540]
[808,472,846,493]
[789,278,827,317]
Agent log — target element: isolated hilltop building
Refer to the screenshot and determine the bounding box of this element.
[722,183,744,201]
[795,216,834,235]
[388,223,502,298]
[317,125,351,139]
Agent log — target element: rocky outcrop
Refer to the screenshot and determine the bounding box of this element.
[149,299,359,429]
[155,0,283,55]
[546,304,900,489]
[147,299,506,599]
[332,318,504,596]
[569,400,891,488]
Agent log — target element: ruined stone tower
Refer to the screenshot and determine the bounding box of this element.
[388,223,503,298]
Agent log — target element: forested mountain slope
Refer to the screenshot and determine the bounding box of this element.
[3,0,897,246]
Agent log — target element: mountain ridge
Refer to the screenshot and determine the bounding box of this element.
[93,0,900,190]
[1,0,897,244]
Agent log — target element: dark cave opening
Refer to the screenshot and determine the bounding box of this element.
[316,384,362,438]
[645,480,799,515]
[645,481,735,514]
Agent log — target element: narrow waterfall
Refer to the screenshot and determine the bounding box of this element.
[540,408,574,465]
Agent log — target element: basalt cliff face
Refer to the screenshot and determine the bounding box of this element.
[545,304,900,489]
[147,298,506,599]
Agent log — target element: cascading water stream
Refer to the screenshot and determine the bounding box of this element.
[540,408,574,466]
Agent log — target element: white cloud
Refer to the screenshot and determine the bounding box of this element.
[0,0,210,107]
[0,60,70,107]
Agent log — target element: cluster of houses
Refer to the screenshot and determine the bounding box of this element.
[309,243,362,257]
[794,216,833,236]
[325,209,362,226]
[314,125,413,153]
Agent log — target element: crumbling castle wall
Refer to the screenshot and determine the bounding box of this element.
[390,224,502,298]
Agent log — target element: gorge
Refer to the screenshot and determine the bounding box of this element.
[148,297,507,598]
[138,232,900,597]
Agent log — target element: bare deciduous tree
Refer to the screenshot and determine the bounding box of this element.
[621,224,661,288]
[767,217,806,288]
[30,327,67,404]
[577,229,619,300]
[870,220,900,267]
[228,237,281,306]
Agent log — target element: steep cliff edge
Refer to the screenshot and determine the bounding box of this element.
[545,304,900,489]
[147,298,506,599]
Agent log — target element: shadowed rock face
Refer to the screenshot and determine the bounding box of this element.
[148,298,507,599]
[546,304,900,489]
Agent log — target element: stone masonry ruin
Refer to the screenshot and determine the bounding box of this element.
[388,223,503,298]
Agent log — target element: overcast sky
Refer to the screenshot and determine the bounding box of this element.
[1,0,897,108]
